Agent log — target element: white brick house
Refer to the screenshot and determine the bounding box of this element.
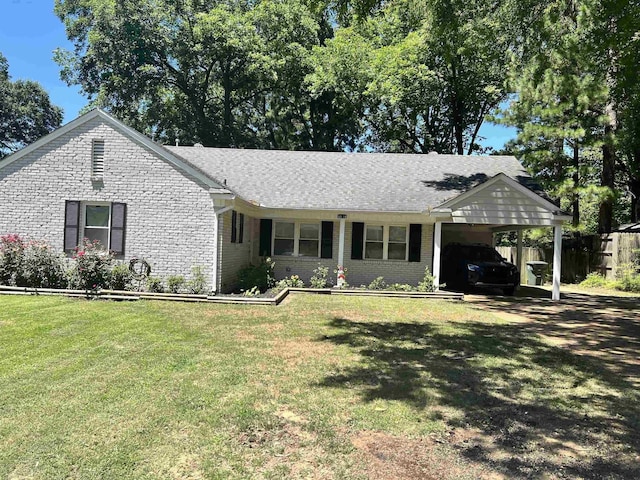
[0,110,571,298]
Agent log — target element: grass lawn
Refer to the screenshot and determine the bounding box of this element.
[0,294,638,479]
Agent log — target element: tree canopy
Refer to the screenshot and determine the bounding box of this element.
[0,53,63,159]
[53,0,640,232]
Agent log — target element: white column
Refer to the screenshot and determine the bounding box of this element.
[337,215,346,287]
[516,229,523,285]
[433,221,442,291]
[552,224,562,301]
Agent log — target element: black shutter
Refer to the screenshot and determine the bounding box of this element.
[110,203,127,255]
[351,222,364,260]
[239,213,244,244]
[321,221,333,259]
[231,210,237,243]
[64,200,81,253]
[259,219,272,256]
[408,224,422,262]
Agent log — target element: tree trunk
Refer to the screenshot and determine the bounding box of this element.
[630,175,640,223]
[598,104,616,233]
[572,140,580,227]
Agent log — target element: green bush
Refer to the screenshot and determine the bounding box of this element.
[616,263,640,293]
[146,276,164,293]
[275,275,305,291]
[417,267,436,292]
[310,264,330,288]
[17,240,68,288]
[0,234,25,286]
[110,263,134,290]
[388,283,415,292]
[580,272,615,289]
[166,275,186,294]
[237,257,275,293]
[69,240,114,290]
[367,276,387,290]
[187,266,208,294]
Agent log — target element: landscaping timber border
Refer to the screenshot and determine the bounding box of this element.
[0,285,464,305]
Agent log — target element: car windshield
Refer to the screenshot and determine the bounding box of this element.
[468,247,503,262]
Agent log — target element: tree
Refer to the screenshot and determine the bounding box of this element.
[0,53,63,159]
[54,0,353,150]
[498,0,608,229]
[309,0,510,154]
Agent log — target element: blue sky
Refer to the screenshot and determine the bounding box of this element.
[1,0,516,151]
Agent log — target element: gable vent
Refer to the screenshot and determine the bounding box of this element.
[91,139,105,180]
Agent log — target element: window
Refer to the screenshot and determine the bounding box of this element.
[274,221,295,255]
[388,226,408,260]
[91,139,105,180]
[83,204,111,248]
[65,201,127,255]
[231,211,244,244]
[298,223,320,257]
[365,225,383,259]
[273,221,321,257]
[364,225,408,260]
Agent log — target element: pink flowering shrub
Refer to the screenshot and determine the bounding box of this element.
[69,239,115,290]
[18,240,68,288]
[0,235,68,288]
[0,234,25,285]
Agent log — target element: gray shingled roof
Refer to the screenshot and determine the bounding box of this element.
[165,146,537,212]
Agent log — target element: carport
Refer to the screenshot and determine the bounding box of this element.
[430,173,572,300]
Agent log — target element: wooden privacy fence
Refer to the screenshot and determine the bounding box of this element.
[497,232,640,284]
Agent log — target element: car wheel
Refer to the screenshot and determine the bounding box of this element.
[503,287,515,296]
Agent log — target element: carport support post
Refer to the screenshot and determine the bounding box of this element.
[516,230,523,284]
[433,221,442,291]
[552,223,562,301]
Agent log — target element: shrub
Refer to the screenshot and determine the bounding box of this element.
[146,276,164,293]
[166,275,186,294]
[417,267,436,292]
[242,286,261,297]
[17,240,68,288]
[388,283,415,292]
[275,275,305,291]
[310,264,330,288]
[187,266,208,294]
[580,272,616,289]
[110,263,134,290]
[69,239,114,290]
[237,257,275,293]
[0,234,25,285]
[367,276,387,290]
[616,263,640,293]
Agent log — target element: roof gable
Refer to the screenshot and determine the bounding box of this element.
[434,173,571,224]
[0,109,226,191]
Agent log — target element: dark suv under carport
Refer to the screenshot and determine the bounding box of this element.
[441,243,520,295]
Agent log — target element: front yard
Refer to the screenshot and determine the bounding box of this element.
[0,293,639,479]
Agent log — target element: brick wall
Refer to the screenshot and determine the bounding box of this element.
[0,117,216,288]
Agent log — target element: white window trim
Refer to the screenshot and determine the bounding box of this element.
[80,201,112,249]
[364,224,409,261]
[272,220,321,258]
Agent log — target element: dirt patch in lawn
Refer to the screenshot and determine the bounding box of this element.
[351,430,502,480]
[269,338,335,367]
